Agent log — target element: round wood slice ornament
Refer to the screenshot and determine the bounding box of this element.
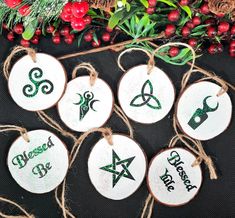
[147,148,202,206]
[176,81,232,141]
[57,75,114,132]
[88,134,147,200]
[7,129,69,194]
[118,65,175,124]
[8,53,67,111]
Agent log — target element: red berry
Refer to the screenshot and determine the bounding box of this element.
[102,32,111,42]
[71,17,86,31]
[165,24,176,37]
[60,26,70,36]
[53,31,60,37]
[207,27,217,38]
[64,35,74,44]
[217,43,223,53]
[72,2,89,18]
[168,10,180,22]
[229,47,235,57]
[69,33,75,39]
[208,44,217,54]
[46,25,55,33]
[52,36,61,44]
[35,28,42,36]
[216,13,225,18]
[92,39,101,48]
[186,21,194,29]
[205,19,216,28]
[182,26,191,37]
[63,2,73,14]
[231,25,235,35]
[30,35,39,44]
[146,7,155,15]
[20,39,30,47]
[18,4,31,16]
[60,11,72,22]
[200,3,210,14]
[84,32,93,42]
[7,32,14,41]
[2,23,8,29]
[230,40,235,48]
[13,23,24,34]
[148,0,157,7]
[180,0,188,5]
[218,22,230,33]
[106,26,113,33]
[192,16,201,26]
[84,15,92,25]
[5,0,22,8]
[188,38,197,47]
[169,47,179,57]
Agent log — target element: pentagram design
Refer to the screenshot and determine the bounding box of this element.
[100,150,136,187]
[130,80,161,110]
[23,67,54,98]
[74,91,99,121]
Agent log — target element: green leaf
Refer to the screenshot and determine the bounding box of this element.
[157,0,177,8]
[140,0,149,8]
[22,19,38,40]
[108,9,124,29]
[136,15,149,37]
[181,5,192,18]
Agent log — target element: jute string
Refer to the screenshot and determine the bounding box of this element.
[0,126,34,218]
[0,125,29,142]
[72,63,98,86]
[3,46,37,80]
[0,196,34,218]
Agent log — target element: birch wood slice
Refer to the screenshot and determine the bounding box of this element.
[8,53,67,111]
[88,134,147,200]
[176,81,232,140]
[7,129,69,194]
[147,148,202,206]
[118,65,175,124]
[57,76,114,132]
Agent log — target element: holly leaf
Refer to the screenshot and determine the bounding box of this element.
[140,0,149,8]
[180,5,192,18]
[157,0,177,8]
[22,19,38,40]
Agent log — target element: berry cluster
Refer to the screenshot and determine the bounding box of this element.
[60,2,91,31]
[4,0,31,16]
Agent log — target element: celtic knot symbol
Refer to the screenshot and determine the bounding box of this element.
[130,80,161,110]
[22,67,54,98]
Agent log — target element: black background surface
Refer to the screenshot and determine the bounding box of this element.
[0,36,234,218]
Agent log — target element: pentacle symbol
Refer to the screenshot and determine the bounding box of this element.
[74,91,99,121]
[22,67,54,98]
[188,95,219,130]
[100,150,135,188]
[130,80,161,110]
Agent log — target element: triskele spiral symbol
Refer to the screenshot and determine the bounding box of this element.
[130,80,161,110]
[22,67,54,98]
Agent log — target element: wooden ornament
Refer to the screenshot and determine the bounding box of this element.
[176,81,232,141]
[7,129,69,194]
[147,148,202,206]
[88,134,147,200]
[118,65,175,124]
[57,76,114,132]
[8,53,67,111]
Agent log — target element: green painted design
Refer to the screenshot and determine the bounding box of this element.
[23,67,54,98]
[100,150,135,187]
[130,80,161,110]
[74,91,99,121]
[188,95,219,129]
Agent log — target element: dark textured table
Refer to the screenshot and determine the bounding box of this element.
[0,36,234,218]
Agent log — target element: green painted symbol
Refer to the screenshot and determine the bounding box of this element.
[188,95,219,130]
[23,67,54,98]
[74,91,99,121]
[100,150,135,188]
[130,80,161,110]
